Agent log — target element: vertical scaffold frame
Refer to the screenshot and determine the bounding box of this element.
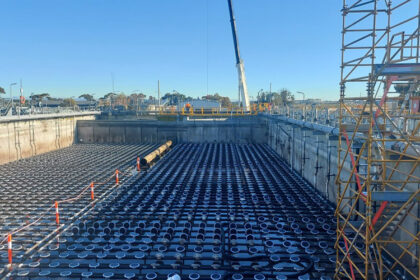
[337,0,420,279]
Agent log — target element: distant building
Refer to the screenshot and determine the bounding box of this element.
[307,98,322,103]
[295,99,324,104]
[75,98,97,109]
[39,99,62,108]
[179,100,221,110]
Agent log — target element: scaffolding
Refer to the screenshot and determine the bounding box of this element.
[336,0,420,279]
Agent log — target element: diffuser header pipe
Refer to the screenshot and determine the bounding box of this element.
[140,140,173,166]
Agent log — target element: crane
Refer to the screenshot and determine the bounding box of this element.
[227,0,250,111]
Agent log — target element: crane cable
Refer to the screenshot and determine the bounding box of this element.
[206,0,209,96]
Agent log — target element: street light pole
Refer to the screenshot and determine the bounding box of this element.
[158,80,160,109]
[297,91,305,120]
[19,79,23,117]
[10,82,17,115]
[131,90,142,118]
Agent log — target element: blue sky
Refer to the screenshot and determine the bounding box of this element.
[1,0,342,101]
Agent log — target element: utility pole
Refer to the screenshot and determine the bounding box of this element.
[9,82,17,115]
[19,79,23,117]
[270,82,272,113]
[158,80,160,108]
[136,96,139,118]
[297,91,305,120]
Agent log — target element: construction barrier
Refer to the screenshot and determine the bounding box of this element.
[55,201,60,225]
[90,182,95,200]
[7,234,12,267]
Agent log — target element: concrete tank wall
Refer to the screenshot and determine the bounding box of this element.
[77,119,268,144]
[266,118,342,204]
[265,115,419,269]
[0,113,97,164]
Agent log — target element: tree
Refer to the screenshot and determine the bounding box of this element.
[99,93,117,107]
[257,91,274,103]
[128,93,148,109]
[202,93,231,107]
[61,98,77,107]
[279,88,294,106]
[114,93,128,107]
[46,95,61,101]
[256,89,294,107]
[394,83,417,107]
[30,93,50,102]
[259,92,266,102]
[0,86,5,94]
[202,93,220,101]
[79,94,95,101]
[394,84,410,95]
[103,92,117,100]
[162,91,187,105]
[220,97,231,107]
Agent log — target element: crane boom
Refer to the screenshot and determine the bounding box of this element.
[227,0,250,111]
